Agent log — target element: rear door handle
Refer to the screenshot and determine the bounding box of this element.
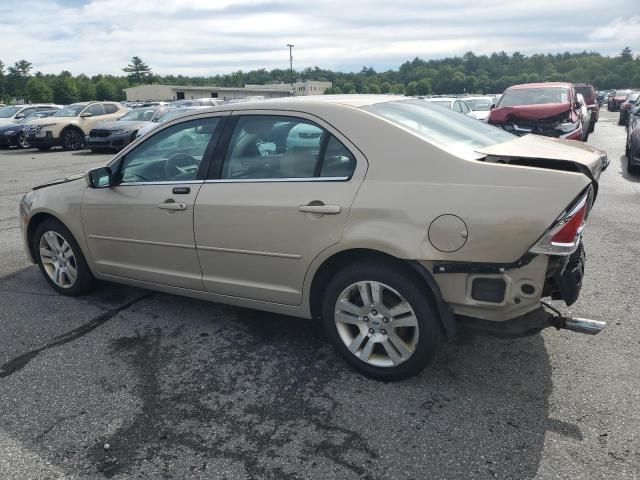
[157,201,187,211]
[298,204,341,215]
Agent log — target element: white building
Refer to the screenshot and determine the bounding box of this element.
[124,80,332,102]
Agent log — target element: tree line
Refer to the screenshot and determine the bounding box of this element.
[1,48,639,105]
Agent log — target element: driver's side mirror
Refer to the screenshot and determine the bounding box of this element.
[490,104,496,110]
[80,112,93,118]
[15,113,26,119]
[86,167,112,188]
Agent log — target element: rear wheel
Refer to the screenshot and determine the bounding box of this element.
[34,219,95,296]
[61,128,84,151]
[322,262,442,380]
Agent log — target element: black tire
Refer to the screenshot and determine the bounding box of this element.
[61,128,84,151]
[588,119,595,134]
[37,146,51,151]
[33,218,95,296]
[322,261,443,380]
[16,133,31,149]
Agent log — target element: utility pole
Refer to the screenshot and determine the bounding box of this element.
[286,44,294,95]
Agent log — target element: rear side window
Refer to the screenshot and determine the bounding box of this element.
[220,115,356,180]
[103,104,118,114]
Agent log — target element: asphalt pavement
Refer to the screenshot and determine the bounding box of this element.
[0,113,638,479]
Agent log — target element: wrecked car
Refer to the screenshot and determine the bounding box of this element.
[488,82,586,141]
[20,96,607,380]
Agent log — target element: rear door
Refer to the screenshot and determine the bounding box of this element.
[82,114,227,289]
[194,112,367,305]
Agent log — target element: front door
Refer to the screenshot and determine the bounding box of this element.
[194,113,365,305]
[82,115,224,290]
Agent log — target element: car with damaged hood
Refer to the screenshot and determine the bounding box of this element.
[487,82,586,141]
[86,106,168,152]
[574,83,599,133]
[19,95,607,380]
[608,89,632,112]
[618,91,640,126]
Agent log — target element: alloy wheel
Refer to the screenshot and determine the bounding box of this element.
[39,231,78,288]
[334,280,419,367]
[64,130,83,150]
[17,133,30,149]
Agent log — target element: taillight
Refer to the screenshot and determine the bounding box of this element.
[530,191,590,255]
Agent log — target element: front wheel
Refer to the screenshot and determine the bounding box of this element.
[34,219,95,296]
[16,132,30,149]
[61,129,84,151]
[322,262,442,380]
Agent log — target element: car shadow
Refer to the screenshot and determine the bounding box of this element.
[619,154,640,183]
[0,267,569,479]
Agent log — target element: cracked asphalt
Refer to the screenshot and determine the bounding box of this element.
[0,111,638,479]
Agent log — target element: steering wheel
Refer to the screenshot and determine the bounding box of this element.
[164,153,198,179]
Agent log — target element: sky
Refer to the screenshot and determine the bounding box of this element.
[1,0,639,76]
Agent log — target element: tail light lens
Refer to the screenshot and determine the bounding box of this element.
[530,190,591,255]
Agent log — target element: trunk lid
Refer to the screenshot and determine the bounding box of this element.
[476,134,606,182]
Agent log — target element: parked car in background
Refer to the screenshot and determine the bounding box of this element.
[26,102,128,151]
[618,91,640,126]
[608,89,632,111]
[0,109,58,149]
[170,99,224,108]
[135,107,202,138]
[487,82,585,141]
[423,97,474,116]
[626,106,640,173]
[87,106,168,152]
[463,96,495,120]
[20,96,607,380]
[576,94,592,141]
[574,83,599,133]
[0,104,59,126]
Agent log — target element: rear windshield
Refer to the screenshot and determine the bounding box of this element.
[364,100,514,158]
[499,87,569,107]
[575,86,594,101]
[0,106,21,118]
[615,90,631,97]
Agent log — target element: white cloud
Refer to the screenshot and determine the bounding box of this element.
[0,0,637,76]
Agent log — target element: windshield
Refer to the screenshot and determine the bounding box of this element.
[465,98,493,111]
[120,108,157,122]
[0,106,21,118]
[53,105,85,117]
[364,100,514,158]
[499,87,569,106]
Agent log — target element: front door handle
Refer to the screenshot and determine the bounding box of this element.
[157,201,187,211]
[298,204,341,215]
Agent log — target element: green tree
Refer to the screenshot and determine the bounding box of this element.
[95,78,116,100]
[405,81,418,96]
[0,60,5,100]
[416,78,431,95]
[26,77,53,102]
[52,76,79,104]
[368,83,381,94]
[123,56,152,85]
[380,82,391,94]
[620,47,633,62]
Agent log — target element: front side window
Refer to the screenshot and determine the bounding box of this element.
[16,107,35,118]
[459,101,471,114]
[119,117,220,184]
[220,116,356,180]
[453,101,463,113]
